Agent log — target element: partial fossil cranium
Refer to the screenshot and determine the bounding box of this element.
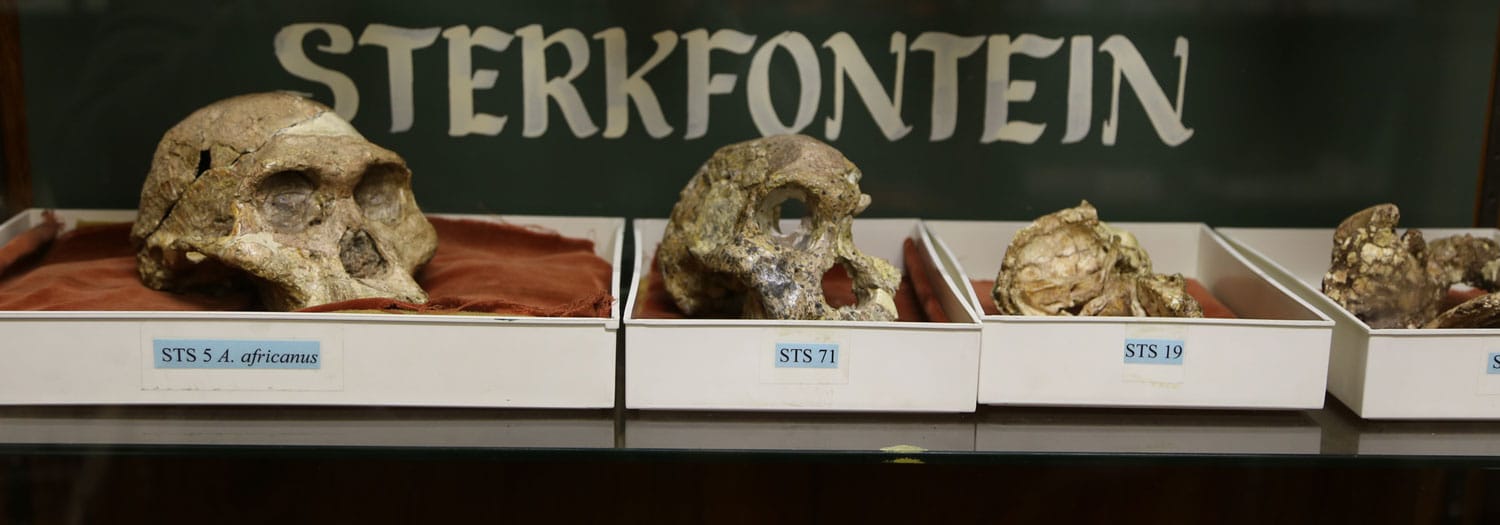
[1426,234,1500,290]
[1324,203,1500,329]
[992,201,1203,318]
[657,134,900,321]
[130,92,437,311]
[1321,204,1443,328]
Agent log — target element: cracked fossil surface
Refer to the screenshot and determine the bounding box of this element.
[1324,203,1500,329]
[1321,204,1444,329]
[1426,234,1500,290]
[130,92,437,311]
[657,134,900,321]
[992,201,1202,318]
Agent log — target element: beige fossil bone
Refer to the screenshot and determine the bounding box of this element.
[992,201,1202,318]
[131,92,437,311]
[657,134,900,321]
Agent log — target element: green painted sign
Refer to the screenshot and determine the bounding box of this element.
[18,1,1498,226]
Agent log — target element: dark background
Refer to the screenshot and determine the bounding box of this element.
[2,455,1495,524]
[14,0,1498,226]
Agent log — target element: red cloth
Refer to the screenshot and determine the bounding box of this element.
[0,222,255,311]
[0,211,60,271]
[637,238,946,322]
[0,217,614,317]
[969,278,1238,319]
[1443,287,1489,311]
[902,238,949,323]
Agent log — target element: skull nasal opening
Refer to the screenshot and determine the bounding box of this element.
[339,229,388,279]
[755,186,814,250]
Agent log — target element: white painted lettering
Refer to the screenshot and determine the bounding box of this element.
[822,32,911,141]
[683,29,757,139]
[910,32,984,142]
[358,24,440,133]
[594,28,677,139]
[517,25,599,138]
[274,24,359,121]
[1061,35,1093,144]
[442,25,512,137]
[1099,35,1192,146]
[746,32,821,136]
[982,34,1062,144]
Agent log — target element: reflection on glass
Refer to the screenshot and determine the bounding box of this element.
[625,412,975,452]
[0,406,615,449]
[976,407,1321,455]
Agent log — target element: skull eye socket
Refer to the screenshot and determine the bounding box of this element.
[256,170,318,233]
[355,163,407,223]
[776,198,808,226]
[756,186,814,250]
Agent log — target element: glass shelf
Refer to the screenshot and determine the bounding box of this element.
[3,396,1500,465]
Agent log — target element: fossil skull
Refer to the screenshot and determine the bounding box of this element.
[1324,203,1500,329]
[1321,204,1442,329]
[130,92,437,311]
[657,134,900,321]
[992,201,1202,318]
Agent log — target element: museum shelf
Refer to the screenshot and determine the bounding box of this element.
[2,395,1500,466]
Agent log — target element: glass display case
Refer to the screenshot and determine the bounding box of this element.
[5,0,1500,520]
[5,395,1500,465]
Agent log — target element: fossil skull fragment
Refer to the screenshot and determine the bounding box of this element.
[1323,203,1500,329]
[130,92,437,311]
[1426,234,1500,290]
[992,201,1202,318]
[1321,204,1442,329]
[657,134,900,321]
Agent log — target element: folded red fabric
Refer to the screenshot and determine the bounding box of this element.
[0,217,614,317]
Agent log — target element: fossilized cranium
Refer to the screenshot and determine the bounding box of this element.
[992,201,1202,318]
[657,134,900,321]
[1323,203,1500,329]
[1321,204,1442,329]
[130,92,437,311]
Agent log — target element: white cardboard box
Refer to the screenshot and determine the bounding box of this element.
[1220,227,1500,419]
[925,221,1333,410]
[0,209,623,408]
[623,218,981,413]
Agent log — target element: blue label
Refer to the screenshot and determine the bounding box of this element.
[1489,353,1500,375]
[1123,338,1185,365]
[774,342,840,369]
[153,339,321,370]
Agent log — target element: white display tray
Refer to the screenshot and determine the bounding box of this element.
[623,218,981,413]
[1220,227,1500,419]
[925,221,1333,410]
[0,209,622,408]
